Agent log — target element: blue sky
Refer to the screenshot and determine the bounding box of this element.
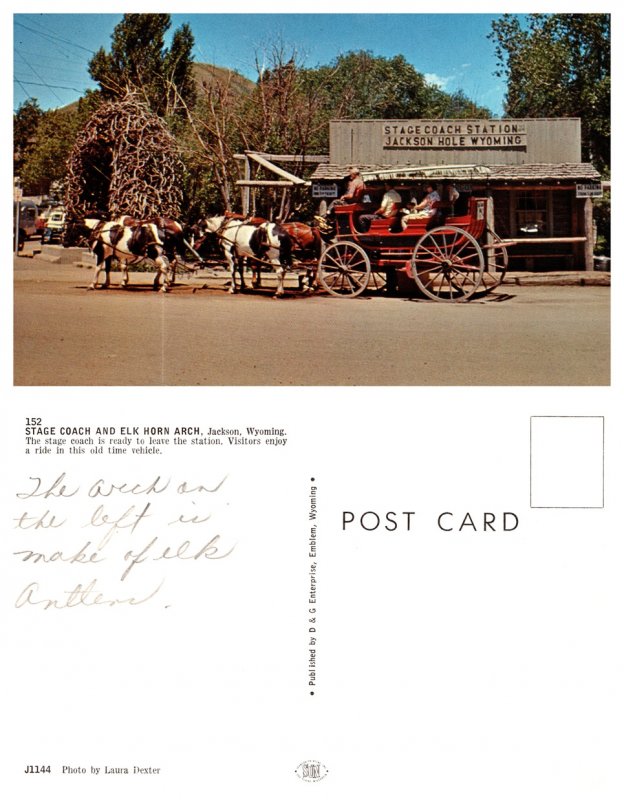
[14,13,510,115]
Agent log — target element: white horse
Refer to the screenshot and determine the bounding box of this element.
[198,216,293,297]
[81,218,173,292]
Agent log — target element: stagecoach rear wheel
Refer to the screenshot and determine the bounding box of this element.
[410,225,484,302]
[476,228,509,294]
[317,241,371,297]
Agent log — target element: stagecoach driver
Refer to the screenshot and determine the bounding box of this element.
[327,167,366,212]
[341,166,366,203]
[357,182,402,232]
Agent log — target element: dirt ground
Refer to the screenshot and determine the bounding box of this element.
[14,248,610,386]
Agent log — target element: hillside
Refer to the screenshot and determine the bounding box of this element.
[192,62,255,96]
[56,62,254,116]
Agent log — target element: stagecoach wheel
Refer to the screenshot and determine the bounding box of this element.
[476,228,509,294]
[317,241,371,297]
[411,226,484,302]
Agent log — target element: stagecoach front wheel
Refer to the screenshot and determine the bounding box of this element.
[317,241,371,297]
[411,225,484,302]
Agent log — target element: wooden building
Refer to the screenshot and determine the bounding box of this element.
[310,119,602,270]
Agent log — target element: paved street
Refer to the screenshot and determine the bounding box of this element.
[14,252,609,386]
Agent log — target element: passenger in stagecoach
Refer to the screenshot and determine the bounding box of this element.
[446,183,460,207]
[423,182,460,224]
[357,182,402,232]
[414,183,441,217]
[446,182,470,215]
[399,198,419,230]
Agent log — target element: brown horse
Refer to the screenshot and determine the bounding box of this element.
[281,221,323,260]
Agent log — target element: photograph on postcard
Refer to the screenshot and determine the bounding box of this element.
[13,12,610,386]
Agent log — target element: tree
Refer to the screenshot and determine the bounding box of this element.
[241,48,491,158]
[13,98,43,176]
[424,87,493,120]
[301,51,490,128]
[180,44,493,214]
[163,23,197,119]
[88,14,195,117]
[19,110,78,195]
[305,50,437,122]
[177,69,248,211]
[18,94,102,196]
[489,13,610,171]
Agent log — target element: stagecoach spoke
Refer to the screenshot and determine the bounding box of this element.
[449,235,478,264]
[415,243,443,264]
[418,267,444,292]
[326,269,348,292]
[479,269,504,292]
[434,274,448,299]
[430,234,448,262]
[449,270,474,297]
[367,270,386,292]
[320,254,342,270]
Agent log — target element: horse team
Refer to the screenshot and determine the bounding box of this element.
[65,211,324,297]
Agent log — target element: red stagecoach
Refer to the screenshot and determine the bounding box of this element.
[316,176,509,302]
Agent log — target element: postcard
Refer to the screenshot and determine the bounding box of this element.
[4,6,621,800]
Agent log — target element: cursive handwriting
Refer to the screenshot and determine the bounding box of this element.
[122,534,235,581]
[16,473,79,500]
[14,510,66,530]
[88,476,170,497]
[12,472,233,610]
[84,502,152,547]
[176,476,228,494]
[13,540,105,566]
[15,579,163,610]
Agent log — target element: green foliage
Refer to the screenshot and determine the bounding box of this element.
[16,93,104,196]
[163,24,197,117]
[237,49,492,159]
[19,110,79,195]
[300,51,490,144]
[305,51,433,121]
[181,46,494,211]
[489,13,610,172]
[88,13,195,117]
[19,29,498,215]
[425,87,491,120]
[13,98,43,175]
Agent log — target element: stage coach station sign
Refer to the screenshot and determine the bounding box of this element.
[383,120,527,149]
[329,118,582,167]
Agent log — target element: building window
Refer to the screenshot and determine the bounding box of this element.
[514,190,550,236]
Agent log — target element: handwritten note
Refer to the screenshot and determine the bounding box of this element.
[11,472,235,610]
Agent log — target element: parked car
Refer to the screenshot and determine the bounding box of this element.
[41,208,66,244]
[13,199,38,251]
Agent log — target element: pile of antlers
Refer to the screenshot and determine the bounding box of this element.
[64,92,184,220]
